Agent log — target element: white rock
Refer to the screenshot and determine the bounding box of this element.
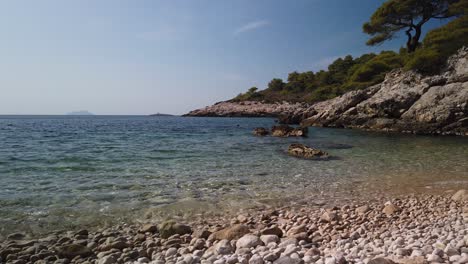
[215,239,234,255]
[236,234,263,249]
[249,254,264,264]
[98,256,116,264]
[261,235,280,245]
[166,247,178,258]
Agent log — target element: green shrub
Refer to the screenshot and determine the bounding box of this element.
[405,16,468,74]
[348,51,403,85]
[404,48,445,74]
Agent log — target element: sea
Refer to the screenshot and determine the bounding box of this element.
[0,115,467,238]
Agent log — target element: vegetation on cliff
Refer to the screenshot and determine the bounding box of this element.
[233,0,466,104]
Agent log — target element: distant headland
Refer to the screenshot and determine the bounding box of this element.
[149,113,174,117]
[66,110,94,116]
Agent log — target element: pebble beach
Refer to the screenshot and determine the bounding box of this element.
[1,190,467,264]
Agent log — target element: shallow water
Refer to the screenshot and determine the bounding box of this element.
[0,115,467,237]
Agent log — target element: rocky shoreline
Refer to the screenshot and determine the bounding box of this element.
[186,48,468,136]
[1,190,467,264]
[184,101,309,119]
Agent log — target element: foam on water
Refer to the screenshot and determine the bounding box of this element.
[0,115,467,237]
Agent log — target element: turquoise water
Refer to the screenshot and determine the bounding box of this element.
[0,115,467,237]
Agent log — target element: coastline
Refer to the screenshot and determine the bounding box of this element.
[186,48,468,136]
[1,190,467,264]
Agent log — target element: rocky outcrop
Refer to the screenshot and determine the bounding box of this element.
[301,47,468,136]
[185,101,308,119]
[186,48,468,135]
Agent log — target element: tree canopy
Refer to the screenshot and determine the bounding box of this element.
[363,0,461,52]
[232,0,467,104]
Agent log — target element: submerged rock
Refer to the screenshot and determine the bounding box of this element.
[253,127,269,136]
[287,144,328,159]
[158,221,192,239]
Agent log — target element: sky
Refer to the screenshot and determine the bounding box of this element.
[0,0,450,115]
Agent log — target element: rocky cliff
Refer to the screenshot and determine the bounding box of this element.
[301,47,468,136]
[187,48,468,136]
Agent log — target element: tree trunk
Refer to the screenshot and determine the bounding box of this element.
[407,26,422,53]
[405,29,413,52]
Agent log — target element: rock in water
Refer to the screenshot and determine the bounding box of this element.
[278,113,303,125]
[272,125,293,137]
[271,125,308,137]
[287,144,328,159]
[253,127,269,136]
[158,221,192,239]
[289,127,308,137]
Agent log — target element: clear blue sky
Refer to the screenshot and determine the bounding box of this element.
[0,0,448,115]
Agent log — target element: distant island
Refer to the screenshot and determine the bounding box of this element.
[67,110,94,116]
[149,113,174,117]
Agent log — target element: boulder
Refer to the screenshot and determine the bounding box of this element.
[209,224,250,241]
[236,234,263,249]
[287,144,328,159]
[260,235,280,245]
[261,226,283,237]
[158,221,192,239]
[139,224,158,233]
[214,239,234,255]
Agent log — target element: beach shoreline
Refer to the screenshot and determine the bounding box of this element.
[1,190,467,264]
